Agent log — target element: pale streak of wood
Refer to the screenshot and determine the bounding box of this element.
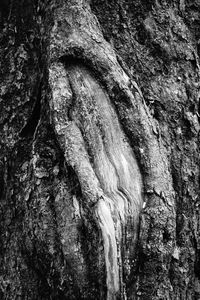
[49,62,143,299]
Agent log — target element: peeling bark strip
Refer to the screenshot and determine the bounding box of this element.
[49,62,143,299]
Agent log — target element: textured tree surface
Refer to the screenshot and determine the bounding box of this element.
[0,0,200,299]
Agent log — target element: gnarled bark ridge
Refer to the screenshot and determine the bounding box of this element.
[49,1,175,298]
[49,62,143,298]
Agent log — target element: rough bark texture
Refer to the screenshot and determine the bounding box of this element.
[0,0,199,299]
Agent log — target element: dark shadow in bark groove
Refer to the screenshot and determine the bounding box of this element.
[20,83,42,138]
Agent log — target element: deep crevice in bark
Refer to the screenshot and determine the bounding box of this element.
[20,83,42,138]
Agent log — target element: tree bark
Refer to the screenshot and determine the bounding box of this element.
[0,0,200,299]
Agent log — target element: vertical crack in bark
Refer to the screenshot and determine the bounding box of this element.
[20,82,42,138]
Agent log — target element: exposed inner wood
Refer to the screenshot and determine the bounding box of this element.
[49,63,143,299]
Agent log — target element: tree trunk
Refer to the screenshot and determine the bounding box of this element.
[0,0,200,299]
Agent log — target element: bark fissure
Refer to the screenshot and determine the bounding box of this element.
[20,82,42,138]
